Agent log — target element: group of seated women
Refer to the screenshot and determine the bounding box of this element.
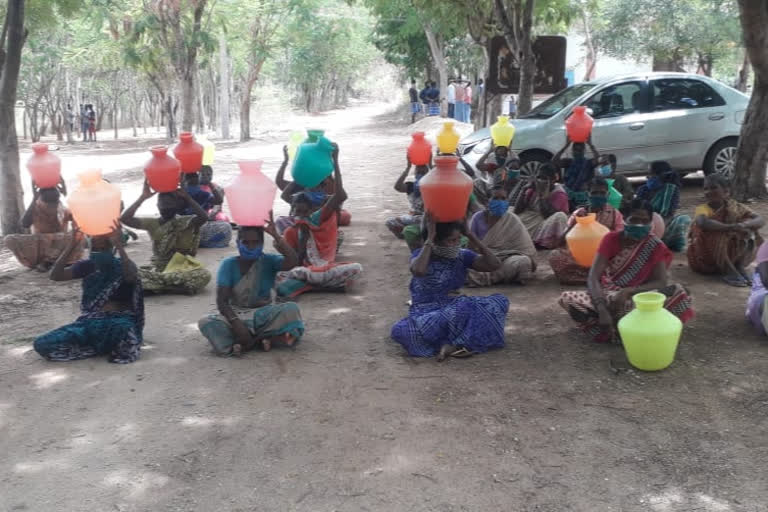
[385,136,767,360]
[25,144,363,362]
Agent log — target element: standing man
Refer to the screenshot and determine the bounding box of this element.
[509,94,517,118]
[79,104,88,142]
[446,79,456,119]
[408,80,421,124]
[454,78,466,122]
[427,81,440,117]
[464,80,473,123]
[419,81,431,115]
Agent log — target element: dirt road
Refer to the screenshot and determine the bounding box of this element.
[1,103,767,512]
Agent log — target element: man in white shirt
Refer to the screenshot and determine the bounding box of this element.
[446,80,456,119]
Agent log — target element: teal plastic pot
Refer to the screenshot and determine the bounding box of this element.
[291,135,334,188]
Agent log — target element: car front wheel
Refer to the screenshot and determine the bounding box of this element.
[704,139,738,178]
[519,151,551,179]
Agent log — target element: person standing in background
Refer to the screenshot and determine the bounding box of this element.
[446,79,456,119]
[80,104,88,141]
[509,94,517,118]
[87,105,97,142]
[464,80,473,123]
[454,78,466,122]
[419,81,430,114]
[426,81,440,117]
[408,79,421,124]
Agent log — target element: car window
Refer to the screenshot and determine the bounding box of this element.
[520,83,595,119]
[651,79,726,111]
[582,82,645,119]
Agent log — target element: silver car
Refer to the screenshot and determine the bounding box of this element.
[458,72,748,178]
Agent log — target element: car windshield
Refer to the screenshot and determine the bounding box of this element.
[520,83,596,119]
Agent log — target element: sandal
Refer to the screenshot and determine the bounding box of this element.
[449,347,474,358]
[722,275,748,287]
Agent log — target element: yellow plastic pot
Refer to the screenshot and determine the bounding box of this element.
[618,292,682,371]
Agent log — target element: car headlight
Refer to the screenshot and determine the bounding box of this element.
[472,139,491,154]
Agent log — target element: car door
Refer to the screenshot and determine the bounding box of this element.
[642,78,728,171]
[579,80,651,172]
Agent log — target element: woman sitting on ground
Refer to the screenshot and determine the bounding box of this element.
[514,162,570,249]
[385,155,428,252]
[278,147,363,297]
[552,135,599,210]
[391,213,509,361]
[6,179,84,272]
[120,180,212,295]
[549,177,625,285]
[34,221,144,363]
[634,161,691,252]
[275,145,351,233]
[183,170,233,248]
[596,154,633,214]
[467,186,536,286]
[687,174,765,287]
[198,213,305,356]
[746,241,768,334]
[199,165,229,223]
[559,199,694,343]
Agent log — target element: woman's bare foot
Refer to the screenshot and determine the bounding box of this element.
[267,333,296,347]
[231,344,242,357]
[437,344,457,362]
[262,339,272,352]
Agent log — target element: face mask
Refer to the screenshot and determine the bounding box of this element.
[647,177,661,189]
[90,250,115,267]
[495,156,506,166]
[432,244,460,259]
[589,195,608,208]
[238,241,263,260]
[573,153,585,162]
[307,190,327,206]
[598,165,612,177]
[488,199,510,216]
[624,223,651,240]
[507,169,520,180]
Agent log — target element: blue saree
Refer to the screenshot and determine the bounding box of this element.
[34,256,144,363]
[391,249,509,357]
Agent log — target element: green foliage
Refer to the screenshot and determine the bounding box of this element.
[595,0,741,71]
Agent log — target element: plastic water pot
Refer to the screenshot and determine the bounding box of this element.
[565,106,594,143]
[436,122,460,154]
[407,132,432,166]
[225,160,277,227]
[618,292,682,371]
[68,169,121,236]
[291,135,334,188]
[419,155,473,222]
[287,131,306,160]
[199,135,215,166]
[490,116,515,147]
[565,213,609,267]
[173,132,204,173]
[605,178,622,209]
[144,146,181,193]
[27,143,61,188]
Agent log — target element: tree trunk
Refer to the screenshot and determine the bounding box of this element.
[196,70,206,133]
[180,74,195,132]
[165,94,176,142]
[113,98,119,139]
[652,52,686,72]
[736,49,751,92]
[219,33,230,139]
[516,0,536,115]
[0,0,27,235]
[733,0,768,200]
[423,24,447,116]
[239,93,251,142]
[581,4,597,81]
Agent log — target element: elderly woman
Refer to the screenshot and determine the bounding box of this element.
[278,145,363,297]
[549,177,625,285]
[121,180,212,295]
[688,174,765,287]
[552,134,600,210]
[467,186,536,286]
[514,163,570,249]
[5,179,84,271]
[391,213,510,361]
[198,213,305,356]
[559,199,694,343]
[34,222,144,363]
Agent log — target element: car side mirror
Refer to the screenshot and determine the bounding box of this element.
[586,107,594,116]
